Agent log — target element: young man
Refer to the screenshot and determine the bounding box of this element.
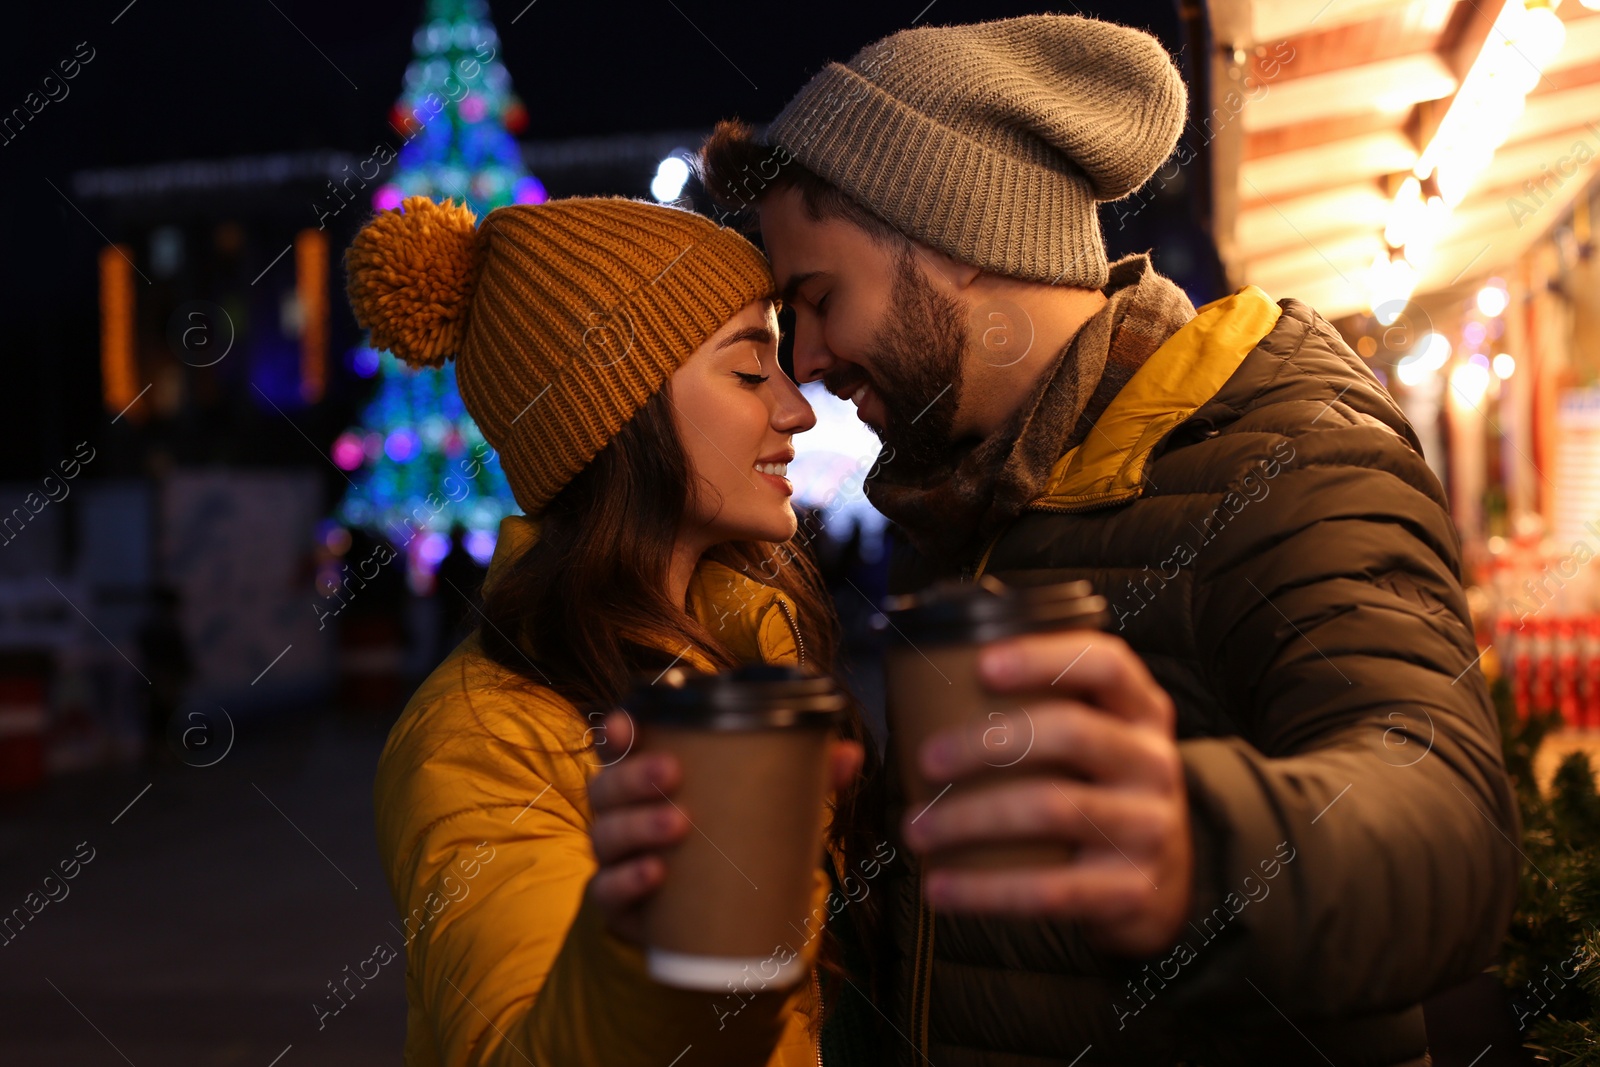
[701,13,1520,1067]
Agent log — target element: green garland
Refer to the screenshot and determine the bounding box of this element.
[1495,674,1600,1062]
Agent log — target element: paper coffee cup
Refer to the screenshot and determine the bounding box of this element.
[883,575,1107,871]
[621,662,844,991]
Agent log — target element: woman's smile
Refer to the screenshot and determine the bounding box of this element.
[754,453,795,496]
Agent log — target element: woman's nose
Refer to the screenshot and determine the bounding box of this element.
[776,383,817,434]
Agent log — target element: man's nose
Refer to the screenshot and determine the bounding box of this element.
[790,319,834,386]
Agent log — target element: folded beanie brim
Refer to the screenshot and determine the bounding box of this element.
[770,61,1109,289]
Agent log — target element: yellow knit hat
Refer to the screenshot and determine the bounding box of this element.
[343,194,775,516]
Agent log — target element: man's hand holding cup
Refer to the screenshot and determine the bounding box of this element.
[886,581,1192,959]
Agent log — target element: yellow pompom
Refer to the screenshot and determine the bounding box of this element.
[343,195,486,369]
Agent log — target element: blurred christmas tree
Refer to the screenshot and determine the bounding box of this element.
[332,0,544,585]
[1495,672,1600,1063]
[371,0,543,216]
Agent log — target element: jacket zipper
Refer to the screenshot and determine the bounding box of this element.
[950,492,1143,1034]
[913,870,934,1063]
[940,491,1141,1049]
[774,597,807,666]
[812,965,825,1067]
[774,596,819,1063]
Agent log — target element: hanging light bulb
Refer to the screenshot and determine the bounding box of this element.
[1385,176,1424,250]
[1418,332,1453,371]
[1395,332,1451,387]
[1477,280,1510,317]
[1396,353,1432,387]
[1375,1,1564,322]
[1393,170,1450,262]
[1412,0,1565,217]
[1368,247,1418,325]
[1515,0,1568,73]
[1451,357,1492,406]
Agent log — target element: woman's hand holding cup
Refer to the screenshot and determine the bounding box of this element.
[586,708,864,946]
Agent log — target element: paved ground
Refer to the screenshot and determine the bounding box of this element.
[0,588,890,1067]
[0,706,407,1066]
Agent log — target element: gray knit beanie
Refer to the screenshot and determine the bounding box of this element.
[764,14,1188,290]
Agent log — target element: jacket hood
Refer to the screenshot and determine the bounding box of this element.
[480,514,804,672]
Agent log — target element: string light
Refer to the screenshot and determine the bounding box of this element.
[1395,332,1454,387]
[1416,1,1564,206]
[1368,246,1418,324]
[1477,280,1510,317]
[1451,357,1492,407]
[1418,332,1453,371]
[651,154,692,203]
[1385,171,1448,262]
[1370,1,1564,316]
[1396,354,1431,387]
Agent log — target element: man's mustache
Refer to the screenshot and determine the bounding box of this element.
[824,364,877,400]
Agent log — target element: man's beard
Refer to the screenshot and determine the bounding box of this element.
[859,249,970,474]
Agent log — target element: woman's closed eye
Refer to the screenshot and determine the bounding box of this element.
[735,370,771,385]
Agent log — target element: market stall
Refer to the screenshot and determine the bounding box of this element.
[1209,0,1600,742]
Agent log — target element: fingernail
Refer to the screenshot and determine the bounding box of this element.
[980,645,1015,683]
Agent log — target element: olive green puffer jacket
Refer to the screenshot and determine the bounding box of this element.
[874,287,1521,1067]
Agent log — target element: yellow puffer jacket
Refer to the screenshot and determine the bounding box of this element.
[373,514,841,1067]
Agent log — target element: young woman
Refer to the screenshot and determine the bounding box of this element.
[347,194,889,1067]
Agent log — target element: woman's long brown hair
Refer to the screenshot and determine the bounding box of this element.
[476,382,892,1022]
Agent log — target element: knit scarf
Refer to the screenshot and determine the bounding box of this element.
[863,252,1198,571]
